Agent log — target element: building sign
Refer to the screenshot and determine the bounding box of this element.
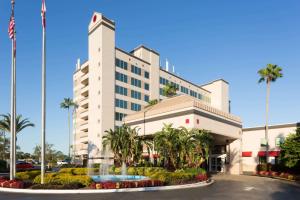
[275,137,284,147]
[260,138,267,147]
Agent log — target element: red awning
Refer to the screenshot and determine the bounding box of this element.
[242,151,252,157]
[257,151,280,157]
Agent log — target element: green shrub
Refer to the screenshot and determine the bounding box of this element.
[127,167,136,175]
[59,168,74,174]
[149,171,195,184]
[16,170,41,181]
[33,173,92,186]
[56,174,92,186]
[0,160,8,172]
[58,168,98,175]
[33,173,59,185]
[181,168,206,175]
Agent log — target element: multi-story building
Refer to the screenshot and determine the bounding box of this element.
[73,12,231,163]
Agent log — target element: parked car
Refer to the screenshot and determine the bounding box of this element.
[16,161,33,171]
[57,160,70,165]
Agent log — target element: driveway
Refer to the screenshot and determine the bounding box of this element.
[0,174,299,200]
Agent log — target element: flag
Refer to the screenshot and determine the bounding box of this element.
[41,0,46,28]
[8,16,15,39]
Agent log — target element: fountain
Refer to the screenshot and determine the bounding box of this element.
[89,146,148,182]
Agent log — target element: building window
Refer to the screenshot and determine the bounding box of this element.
[185,119,189,124]
[115,85,128,96]
[170,82,179,89]
[131,77,141,88]
[131,103,141,111]
[115,72,128,83]
[115,98,128,109]
[160,77,169,85]
[198,93,203,100]
[159,88,165,96]
[144,71,149,79]
[196,119,199,124]
[131,90,141,100]
[144,95,149,102]
[131,65,141,75]
[275,137,284,147]
[115,112,127,121]
[116,58,128,70]
[260,138,267,147]
[144,83,149,91]
[159,77,169,85]
[180,86,189,94]
[190,90,197,98]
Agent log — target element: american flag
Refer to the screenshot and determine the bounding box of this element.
[8,16,15,39]
[41,0,46,28]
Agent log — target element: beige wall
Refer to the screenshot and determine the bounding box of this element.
[242,124,298,172]
[88,13,116,162]
[202,80,229,113]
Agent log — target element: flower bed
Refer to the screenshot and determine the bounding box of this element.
[0,167,209,190]
[90,180,164,189]
[255,171,298,181]
[0,177,25,189]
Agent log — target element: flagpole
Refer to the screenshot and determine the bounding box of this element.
[41,0,46,184]
[13,36,17,179]
[9,38,15,180]
[9,0,16,181]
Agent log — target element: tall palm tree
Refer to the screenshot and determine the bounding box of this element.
[60,98,77,158]
[258,64,283,164]
[162,83,178,97]
[0,113,35,138]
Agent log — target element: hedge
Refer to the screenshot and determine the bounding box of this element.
[33,173,92,186]
[16,170,41,181]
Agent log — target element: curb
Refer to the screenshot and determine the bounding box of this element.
[0,180,214,194]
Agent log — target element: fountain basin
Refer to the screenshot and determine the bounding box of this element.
[91,175,148,182]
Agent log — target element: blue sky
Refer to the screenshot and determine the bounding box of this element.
[0,0,299,154]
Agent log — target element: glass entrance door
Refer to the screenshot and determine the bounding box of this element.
[209,155,225,172]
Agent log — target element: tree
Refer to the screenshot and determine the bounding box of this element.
[33,143,67,163]
[154,124,182,169]
[258,64,283,163]
[0,114,35,137]
[0,132,9,160]
[147,99,159,107]
[162,83,178,97]
[280,128,300,168]
[60,98,77,159]
[154,124,213,169]
[103,124,151,166]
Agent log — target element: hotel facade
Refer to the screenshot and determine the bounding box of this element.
[73,12,298,174]
[73,12,231,164]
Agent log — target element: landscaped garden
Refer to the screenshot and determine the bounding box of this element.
[0,124,213,190]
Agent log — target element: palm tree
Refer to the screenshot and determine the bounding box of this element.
[60,98,77,159]
[146,99,159,107]
[0,114,34,162]
[103,124,153,166]
[154,123,182,169]
[0,113,35,139]
[162,83,178,97]
[258,64,283,164]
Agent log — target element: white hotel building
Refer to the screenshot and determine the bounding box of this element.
[73,12,233,164]
[73,12,298,174]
